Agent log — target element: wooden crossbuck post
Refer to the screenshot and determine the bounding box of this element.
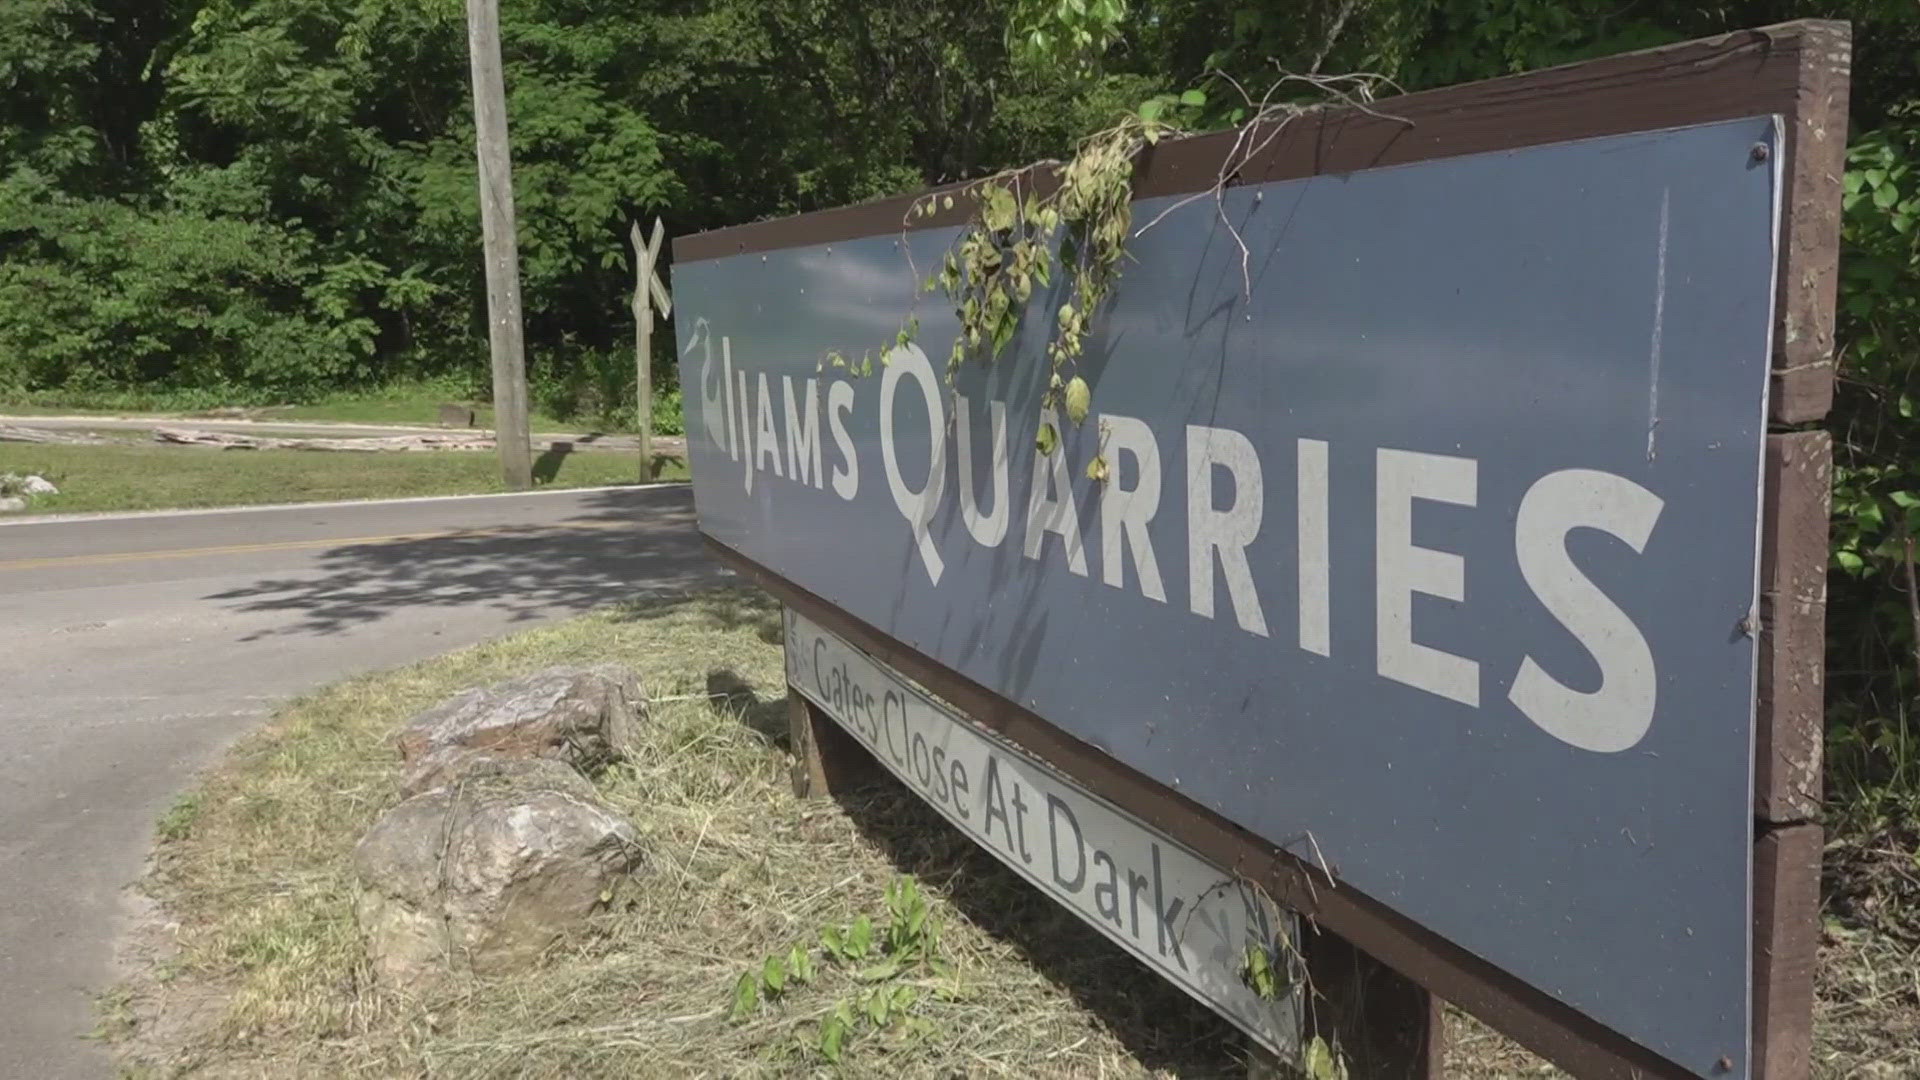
[630,218,672,481]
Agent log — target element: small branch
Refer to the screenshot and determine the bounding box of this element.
[1309,0,1363,75]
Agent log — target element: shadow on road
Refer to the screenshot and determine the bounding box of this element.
[206,486,722,638]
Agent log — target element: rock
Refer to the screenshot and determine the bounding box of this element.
[353,765,641,984]
[19,475,56,495]
[398,748,599,800]
[394,665,643,788]
[0,497,24,513]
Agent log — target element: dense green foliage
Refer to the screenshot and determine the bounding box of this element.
[0,0,1148,423]
[2,0,1918,801]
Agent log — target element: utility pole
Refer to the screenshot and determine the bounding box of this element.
[465,0,532,490]
[629,217,671,481]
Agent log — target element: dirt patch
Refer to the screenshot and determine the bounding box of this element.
[107,886,236,1077]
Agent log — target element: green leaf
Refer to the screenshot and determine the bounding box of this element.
[984,186,1017,232]
[867,987,890,1025]
[1139,97,1165,122]
[730,971,759,1021]
[849,915,873,958]
[1244,942,1275,999]
[819,1015,846,1062]
[821,924,845,959]
[790,944,815,985]
[1035,422,1058,456]
[762,953,787,995]
[1086,454,1110,482]
[1064,375,1091,424]
[1305,1035,1347,1080]
[1180,88,1207,107]
[1835,549,1865,573]
[855,961,901,982]
[992,312,1017,357]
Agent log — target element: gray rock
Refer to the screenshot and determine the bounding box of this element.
[394,665,643,790]
[18,475,56,495]
[353,766,641,985]
[398,748,599,800]
[0,497,24,513]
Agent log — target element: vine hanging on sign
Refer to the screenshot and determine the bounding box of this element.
[839,74,1401,472]
[906,102,1190,453]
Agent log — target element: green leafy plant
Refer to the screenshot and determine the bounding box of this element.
[728,876,945,1063]
[886,90,1210,462]
[1241,940,1290,1001]
[1828,101,1920,811]
[1303,1034,1349,1080]
[877,75,1389,471]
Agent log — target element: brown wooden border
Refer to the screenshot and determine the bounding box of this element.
[674,22,1849,428]
[1752,822,1823,1078]
[1757,432,1832,823]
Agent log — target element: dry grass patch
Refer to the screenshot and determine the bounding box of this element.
[113,587,1242,1078]
[112,583,1920,1078]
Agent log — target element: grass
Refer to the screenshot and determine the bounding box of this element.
[6,380,688,436]
[0,390,570,429]
[0,442,685,516]
[102,586,1920,1078]
[110,588,1250,1078]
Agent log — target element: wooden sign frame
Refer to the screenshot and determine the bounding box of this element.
[687,21,1849,1078]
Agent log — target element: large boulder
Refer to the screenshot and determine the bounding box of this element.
[394,665,643,793]
[353,760,641,985]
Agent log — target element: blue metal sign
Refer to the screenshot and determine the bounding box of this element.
[674,116,1781,1077]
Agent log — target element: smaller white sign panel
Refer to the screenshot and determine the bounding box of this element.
[784,609,1301,1053]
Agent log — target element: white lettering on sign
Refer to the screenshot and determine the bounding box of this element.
[784,609,1301,1054]
[712,351,1668,752]
[881,344,947,584]
[754,371,784,481]
[1099,413,1167,603]
[1025,405,1088,576]
[1187,425,1269,637]
[782,376,822,489]
[1509,468,1665,751]
[1296,437,1331,658]
[828,379,858,501]
[1375,448,1480,707]
[955,394,1010,548]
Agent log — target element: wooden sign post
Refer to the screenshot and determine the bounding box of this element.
[630,217,672,480]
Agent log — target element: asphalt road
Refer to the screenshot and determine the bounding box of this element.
[0,484,718,1077]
